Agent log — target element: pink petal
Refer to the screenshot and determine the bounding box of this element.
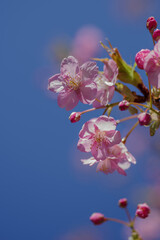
[95,86,115,106]
[78,80,97,104]
[97,159,114,174]
[117,166,127,176]
[77,138,93,152]
[104,59,118,84]
[147,69,160,88]
[79,119,97,138]
[57,90,79,111]
[144,51,157,72]
[105,130,121,147]
[95,116,117,131]
[81,157,97,166]
[118,161,131,171]
[80,61,98,81]
[48,74,64,93]
[91,141,108,161]
[61,56,79,78]
[154,39,160,54]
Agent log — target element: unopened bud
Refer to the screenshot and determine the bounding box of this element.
[153,29,160,41]
[119,100,130,111]
[69,112,81,123]
[138,112,151,126]
[135,49,150,70]
[146,17,157,32]
[118,198,128,208]
[136,203,150,219]
[90,212,107,225]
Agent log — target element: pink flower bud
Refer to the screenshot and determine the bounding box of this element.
[136,203,150,219]
[69,112,81,123]
[119,100,130,111]
[90,212,107,225]
[118,198,128,208]
[138,112,151,126]
[146,17,157,32]
[153,29,160,42]
[135,49,150,70]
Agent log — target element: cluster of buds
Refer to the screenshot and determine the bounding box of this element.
[90,199,150,239]
[146,16,160,42]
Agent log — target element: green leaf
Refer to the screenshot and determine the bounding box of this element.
[150,120,160,136]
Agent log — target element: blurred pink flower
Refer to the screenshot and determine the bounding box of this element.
[77,116,121,161]
[93,59,118,107]
[144,40,160,88]
[48,56,98,110]
[135,209,160,240]
[81,143,136,175]
[71,26,103,64]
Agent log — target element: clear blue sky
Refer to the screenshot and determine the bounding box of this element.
[1,0,160,239]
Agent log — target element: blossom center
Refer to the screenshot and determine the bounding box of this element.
[95,131,106,145]
[65,74,81,90]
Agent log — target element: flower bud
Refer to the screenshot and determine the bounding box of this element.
[119,100,130,111]
[69,112,81,123]
[90,212,107,225]
[153,29,160,41]
[146,17,157,32]
[136,203,150,219]
[118,198,128,208]
[135,49,150,70]
[138,112,151,126]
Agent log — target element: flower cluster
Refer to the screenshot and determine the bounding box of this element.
[48,16,160,177]
[48,55,136,175]
[47,16,160,239]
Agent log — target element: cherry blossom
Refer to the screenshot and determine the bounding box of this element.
[81,143,136,175]
[77,116,121,161]
[144,40,160,88]
[93,59,118,107]
[48,56,98,110]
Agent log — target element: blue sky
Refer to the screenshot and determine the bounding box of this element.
[1,0,160,239]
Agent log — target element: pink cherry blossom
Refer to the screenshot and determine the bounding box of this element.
[77,116,121,161]
[81,143,136,175]
[93,59,118,107]
[134,209,160,240]
[48,56,98,110]
[144,40,160,88]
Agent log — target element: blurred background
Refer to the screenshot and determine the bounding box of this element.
[1,0,160,239]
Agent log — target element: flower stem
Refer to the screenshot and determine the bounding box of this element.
[102,102,120,115]
[107,217,130,227]
[130,102,160,115]
[80,106,106,115]
[116,114,138,124]
[148,78,152,109]
[125,207,132,222]
[122,121,139,144]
